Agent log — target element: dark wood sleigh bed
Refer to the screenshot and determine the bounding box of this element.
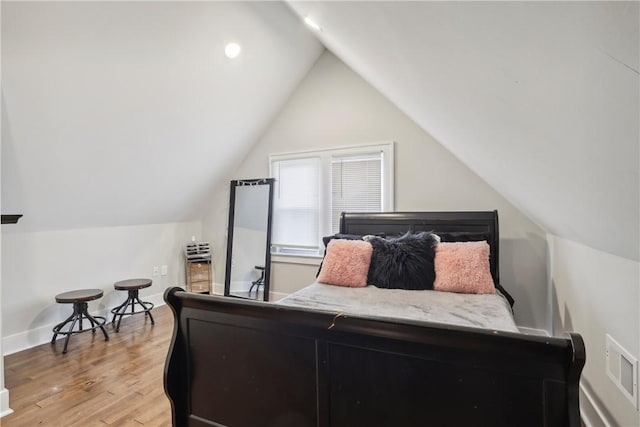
[163,211,585,427]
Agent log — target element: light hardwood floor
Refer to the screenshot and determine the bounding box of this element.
[2,304,173,426]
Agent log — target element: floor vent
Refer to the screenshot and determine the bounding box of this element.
[606,334,638,409]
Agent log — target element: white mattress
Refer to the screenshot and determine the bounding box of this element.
[276,282,518,333]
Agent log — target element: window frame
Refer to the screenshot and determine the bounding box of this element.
[269,141,394,258]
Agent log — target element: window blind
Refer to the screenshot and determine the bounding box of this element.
[331,153,383,233]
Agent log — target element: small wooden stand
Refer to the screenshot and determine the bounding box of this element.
[186,259,212,294]
[185,242,212,294]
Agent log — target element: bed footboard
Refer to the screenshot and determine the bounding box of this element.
[163,287,585,427]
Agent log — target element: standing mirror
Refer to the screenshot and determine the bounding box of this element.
[224,178,274,301]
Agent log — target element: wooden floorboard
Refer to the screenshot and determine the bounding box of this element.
[2,304,173,426]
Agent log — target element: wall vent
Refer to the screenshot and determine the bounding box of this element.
[606,334,638,409]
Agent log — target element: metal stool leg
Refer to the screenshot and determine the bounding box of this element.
[111,298,130,325]
[135,296,154,324]
[84,311,109,341]
[78,304,84,331]
[112,291,135,332]
[52,312,76,344]
[114,301,128,332]
[62,313,80,354]
[86,313,97,333]
[111,288,154,331]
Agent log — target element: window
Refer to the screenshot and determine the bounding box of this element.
[270,142,394,256]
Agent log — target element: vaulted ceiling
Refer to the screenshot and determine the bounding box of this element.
[287,1,639,261]
[2,2,323,230]
[2,1,638,261]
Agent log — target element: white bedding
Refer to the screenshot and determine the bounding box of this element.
[276,282,518,333]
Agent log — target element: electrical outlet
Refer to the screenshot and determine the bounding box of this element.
[161,265,168,276]
[153,266,160,276]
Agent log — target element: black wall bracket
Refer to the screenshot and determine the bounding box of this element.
[1,215,23,224]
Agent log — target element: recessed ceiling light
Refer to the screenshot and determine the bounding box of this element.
[224,42,241,59]
[304,16,322,32]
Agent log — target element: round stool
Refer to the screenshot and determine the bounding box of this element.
[110,278,155,332]
[51,289,109,354]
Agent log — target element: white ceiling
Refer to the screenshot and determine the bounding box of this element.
[288,1,639,261]
[3,1,638,262]
[2,2,323,231]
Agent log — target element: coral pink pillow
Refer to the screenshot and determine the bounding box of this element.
[434,241,495,294]
[317,239,373,287]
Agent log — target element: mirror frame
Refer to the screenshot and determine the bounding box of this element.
[224,178,274,301]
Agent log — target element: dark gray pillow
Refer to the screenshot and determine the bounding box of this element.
[366,231,438,290]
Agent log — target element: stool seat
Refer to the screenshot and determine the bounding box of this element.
[52,288,109,354]
[114,278,152,291]
[111,278,154,332]
[55,288,104,303]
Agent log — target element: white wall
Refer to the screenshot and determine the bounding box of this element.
[1,221,200,354]
[0,1,12,415]
[0,223,8,415]
[550,235,640,426]
[0,208,8,418]
[202,51,549,330]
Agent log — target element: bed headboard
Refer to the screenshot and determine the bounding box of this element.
[340,210,501,289]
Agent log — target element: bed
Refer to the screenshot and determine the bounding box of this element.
[275,282,518,333]
[163,211,585,427]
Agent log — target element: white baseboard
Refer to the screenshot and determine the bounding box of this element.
[2,292,166,356]
[212,282,224,295]
[269,291,290,301]
[0,388,12,418]
[580,382,613,427]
